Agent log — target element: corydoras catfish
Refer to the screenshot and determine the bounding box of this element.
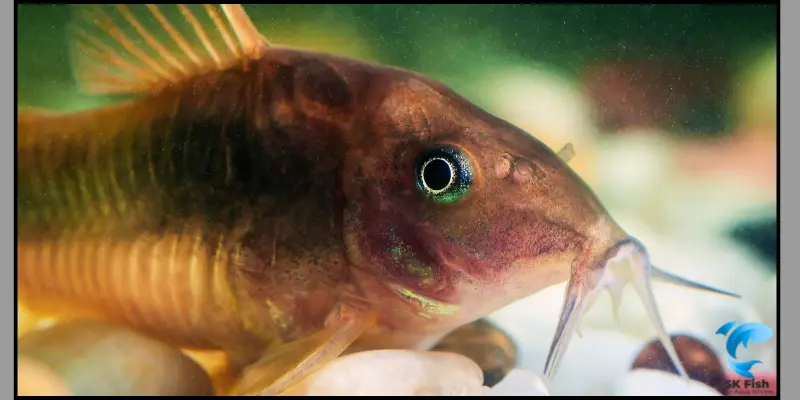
[16,4,740,395]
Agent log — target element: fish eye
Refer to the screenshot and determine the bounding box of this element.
[416,146,473,204]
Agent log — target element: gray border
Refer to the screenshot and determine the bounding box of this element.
[8,1,15,397]
[779,1,792,397]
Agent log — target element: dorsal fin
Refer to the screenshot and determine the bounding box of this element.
[67,4,270,96]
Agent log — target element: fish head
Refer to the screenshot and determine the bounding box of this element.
[341,72,624,324]
[341,68,740,378]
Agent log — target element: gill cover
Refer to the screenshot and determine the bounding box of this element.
[543,237,741,383]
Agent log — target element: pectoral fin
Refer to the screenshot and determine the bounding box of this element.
[230,304,377,396]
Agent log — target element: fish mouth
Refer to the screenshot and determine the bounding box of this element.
[542,237,741,383]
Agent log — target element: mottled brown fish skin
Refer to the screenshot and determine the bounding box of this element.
[17,48,384,358]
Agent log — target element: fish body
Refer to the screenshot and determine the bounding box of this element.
[18,47,397,355]
[17,4,740,395]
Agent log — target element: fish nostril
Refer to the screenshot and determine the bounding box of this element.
[509,160,546,185]
[494,155,513,179]
[512,163,533,184]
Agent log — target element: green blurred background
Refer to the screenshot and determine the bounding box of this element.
[17,4,776,132]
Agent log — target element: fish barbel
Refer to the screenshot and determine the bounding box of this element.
[16,4,741,395]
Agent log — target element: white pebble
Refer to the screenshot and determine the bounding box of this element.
[612,369,722,396]
[292,350,485,396]
[484,369,549,396]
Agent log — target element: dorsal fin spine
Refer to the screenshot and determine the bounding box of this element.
[203,4,239,59]
[115,4,188,79]
[68,4,270,96]
[145,5,203,69]
[177,4,222,67]
[221,5,263,58]
[73,27,160,86]
[87,6,175,82]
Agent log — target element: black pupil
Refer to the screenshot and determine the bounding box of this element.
[423,158,453,191]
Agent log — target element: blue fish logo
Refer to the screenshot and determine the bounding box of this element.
[715,320,773,379]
